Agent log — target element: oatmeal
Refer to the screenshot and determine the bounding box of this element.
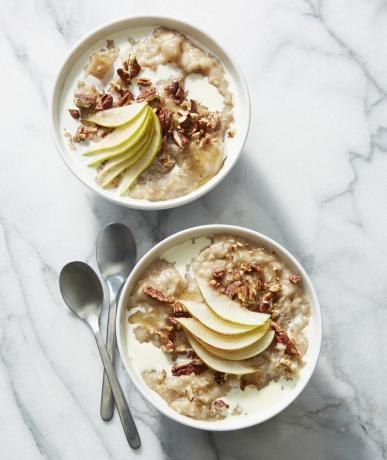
[64,27,235,201]
[127,235,311,421]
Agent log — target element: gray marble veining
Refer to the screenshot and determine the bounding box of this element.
[1,0,386,458]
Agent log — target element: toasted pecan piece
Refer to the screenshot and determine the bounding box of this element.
[271,321,300,357]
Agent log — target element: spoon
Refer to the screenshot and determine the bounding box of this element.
[96,223,136,421]
[59,261,141,450]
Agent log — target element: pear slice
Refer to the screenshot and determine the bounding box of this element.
[86,108,153,166]
[85,102,147,127]
[119,110,162,195]
[84,106,150,156]
[100,125,154,188]
[179,300,256,335]
[98,123,154,174]
[196,276,270,326]
[187,334,257,375]
[176,317,269,351]
[198,330,275,361]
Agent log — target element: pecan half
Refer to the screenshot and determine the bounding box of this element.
[172,129,189,149]
[271,321,300,357]
[158,108,173,134]
[289,274,301,284]
[68,108,80,119]
[123,55,141,79]
[171,360,206,376]
[143,287,174,304]
[95,93,113,111]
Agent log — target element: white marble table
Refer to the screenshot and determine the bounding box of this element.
[1,0,386,458]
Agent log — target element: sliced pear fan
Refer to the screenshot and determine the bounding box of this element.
[119,110,162,195]
[187,334,258,375]
[198,330,275,361]
[85,102,147,127]
[176,317,269,351]
[100,125,155,188]
[179,300,257,335]
[84,106,151,156]
[196,276,270,326]
[86,108,153,166]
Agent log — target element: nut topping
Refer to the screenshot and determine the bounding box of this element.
[117,89,134,107]
[68,109,80,119]
[143,286,174,304]
[158,108,173,134]
[289,274,301,284]
[172,130,189,149]
[171,360,206,376]
[136,87,159,103]
[95,93,113,111]
[123,55,141,79]
[271,321,300,357]
[137,77,152,87]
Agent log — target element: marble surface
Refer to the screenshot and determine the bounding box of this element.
[1,0,387,458]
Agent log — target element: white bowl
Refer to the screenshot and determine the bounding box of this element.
[50,15,250,210]
[116,225,322,431]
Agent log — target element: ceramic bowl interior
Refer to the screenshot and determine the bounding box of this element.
[116,225,322,431]
[50,15,250,210]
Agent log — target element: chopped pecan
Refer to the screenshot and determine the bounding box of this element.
[289,274,301,284]
[171,360,206,376]
[110,80,124,95]
[137,87,159,103]
[73,125,97,142]
[137,77,152,87]
[175,345,187,354]
[257,303,270,313]
[227,128,236,138]
[123,55,141,78]
[68,108,80,119]
[165,80,185,104]
[97,127,113,138]
[167,316,178,326]
[209,279,222,289]
[117,89,134,106]
[271,321,300,357]
[172,129,189,148]
[214,399,229,409]
[74,82,99,109]
[161,340,175,354]
[143,287,174,304]
[261,292,273,304]
[177,112,192,129]
[212,269,225,280]
[250,262,263,272]
[95,93,113,111]
[225,281,242,298]
[117,67,132,85]
[237,285,249,303]
[158,153,176,170]
[158,108,173,134]
[171,301,190,318]
[214,372,226,385]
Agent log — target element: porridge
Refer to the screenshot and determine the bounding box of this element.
[127,235,311,421]
[64,27,235,201]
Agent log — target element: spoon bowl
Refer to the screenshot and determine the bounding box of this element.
[96,222,136,288]
[59,261,103,322]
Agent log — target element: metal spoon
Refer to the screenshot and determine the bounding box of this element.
[96,223,136,421]
[59,261,141,450]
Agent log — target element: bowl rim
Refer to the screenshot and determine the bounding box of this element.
[49,14,251,210]
[116,224,323,431]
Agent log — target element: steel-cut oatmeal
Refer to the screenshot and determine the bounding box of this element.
[66,27,235,201]
[127,235,311,421]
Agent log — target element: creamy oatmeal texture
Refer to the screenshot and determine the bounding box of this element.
[127,235,311,421]
[65,27,235,201]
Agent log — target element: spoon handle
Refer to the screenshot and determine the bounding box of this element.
[100,297,116,421]
[94,328,141,449]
